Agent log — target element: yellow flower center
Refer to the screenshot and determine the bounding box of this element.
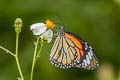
[45,19,55,29]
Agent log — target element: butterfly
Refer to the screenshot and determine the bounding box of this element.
[49,26,99,70]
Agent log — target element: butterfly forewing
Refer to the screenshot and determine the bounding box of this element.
[50,37,77,68]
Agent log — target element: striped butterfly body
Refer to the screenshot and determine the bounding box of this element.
[50,26,99,70]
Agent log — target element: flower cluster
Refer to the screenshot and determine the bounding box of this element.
[30,19,55,43]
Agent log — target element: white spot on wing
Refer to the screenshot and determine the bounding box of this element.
[89,50,93,56]
[86,55,90,64]
[88,52,92,60]
[83,59,87,66]
[85,47,87,50]
[82,63,84,66]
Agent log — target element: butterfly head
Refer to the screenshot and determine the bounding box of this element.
[57,26,66,37]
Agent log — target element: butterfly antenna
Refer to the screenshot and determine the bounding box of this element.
[55,13,65,26]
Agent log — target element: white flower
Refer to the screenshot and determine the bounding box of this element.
[40,29,53,43]
[30,23,47,35]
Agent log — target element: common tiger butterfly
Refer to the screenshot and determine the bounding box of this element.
[50,26,99,70]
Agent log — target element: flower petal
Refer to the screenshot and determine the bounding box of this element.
[30,23,47,35]
[40,29,53,43]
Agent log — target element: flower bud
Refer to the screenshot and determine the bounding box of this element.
[40,36,48,45]
[14,18,22,33]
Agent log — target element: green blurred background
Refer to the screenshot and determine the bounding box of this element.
[0,0,120,80]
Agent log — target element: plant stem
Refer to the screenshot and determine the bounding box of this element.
[36,44,44,60]
[15,32,24,80]
[0,32,24,80]
[30,37,40,80]
[0,45,16,57]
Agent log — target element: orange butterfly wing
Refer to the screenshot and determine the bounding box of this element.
[64,33,84,61]
[64,32,99,70]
